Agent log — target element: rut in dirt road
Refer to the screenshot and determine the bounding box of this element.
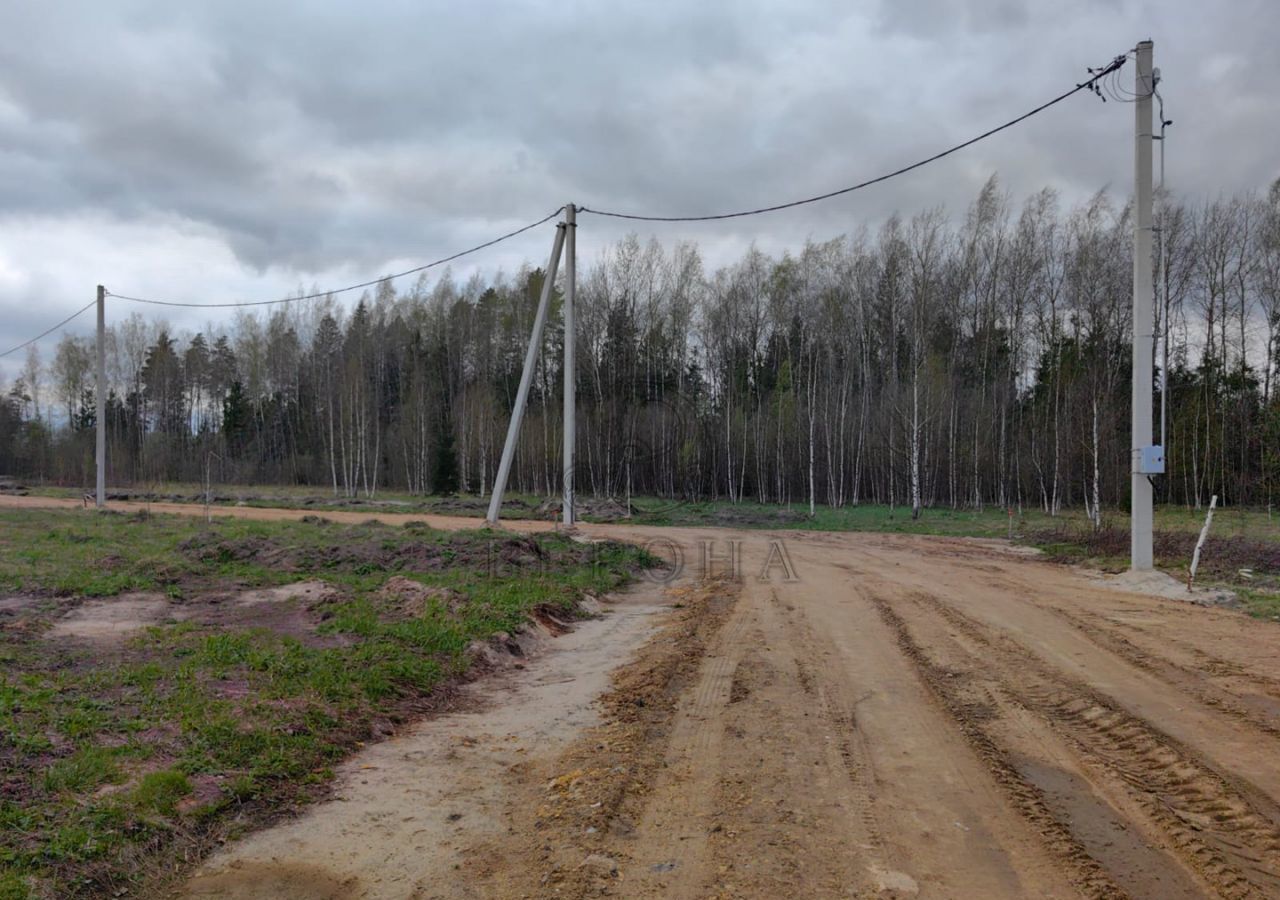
[879,590,1280,899]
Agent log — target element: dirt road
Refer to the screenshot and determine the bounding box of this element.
[0,494,556,532]
[6,497,1280,897]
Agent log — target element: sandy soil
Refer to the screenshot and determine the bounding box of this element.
[47,591,178,640]
[6,496,1280,898]
[184,580,671,900]
[0,494,557,532]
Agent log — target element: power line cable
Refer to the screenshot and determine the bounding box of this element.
[0,300,97,359]
[106,206,565,309]
[1102,66,1145,103]
[12,47,1134,336]
[578,54,1129,223]
[1100,70,1124,102]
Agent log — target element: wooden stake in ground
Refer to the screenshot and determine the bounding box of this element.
[1188,494,1218,590]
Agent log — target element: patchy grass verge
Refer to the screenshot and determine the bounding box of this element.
[0,509,652,899]
[1238,588,1280,621]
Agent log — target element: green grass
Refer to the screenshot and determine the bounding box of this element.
[129,771,191,816]
[0,508,651,898]
[626,495,1280,540]
[625,496,1049,535]
[1236,588,1280,621]
[41,746,123,794]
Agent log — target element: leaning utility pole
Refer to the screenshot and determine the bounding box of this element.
[562,204,577,528]
[95,284,106,509]
[486,221,566,525]
[1130,40,1159,570]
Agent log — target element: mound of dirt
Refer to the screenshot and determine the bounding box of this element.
[376,576,463,617]
[537,497,638,521]
[1100,568,1238,607]
[179,530,572,576]
[432,495,508,513]
[464,623,549,670]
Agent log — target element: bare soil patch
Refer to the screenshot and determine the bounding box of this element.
[42,582,348,648]
[230,580,333,607]
[48,592,180,641]
[0,595,44,614]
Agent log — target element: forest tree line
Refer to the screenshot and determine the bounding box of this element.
[3,176,1280,519]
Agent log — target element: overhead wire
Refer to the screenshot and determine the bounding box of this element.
[0,300,97,359]
[1101,70,1126,102]
[578,53,1129,222]
[1102,66,1145,103]
[1100,48,1155,104]
[5,47,1139,352]
[105,206,566,309]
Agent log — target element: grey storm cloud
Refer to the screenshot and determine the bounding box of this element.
[2,0,1279,371]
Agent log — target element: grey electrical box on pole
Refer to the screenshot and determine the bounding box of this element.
[562,204,577,528]
[1130,40,1155,570]
[1136,445,1164,475]
[95,285,106,509]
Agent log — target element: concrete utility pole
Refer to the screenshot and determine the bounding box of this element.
[1130,40,1158,570]
[486,222,566,525]
[562,204,577,528]
[95,285,106,509]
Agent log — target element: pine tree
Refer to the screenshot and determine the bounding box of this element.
[222,381,250,457]
[432,411,460,494]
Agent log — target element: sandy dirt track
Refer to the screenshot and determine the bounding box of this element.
[5,497,1280,898]
[0,494,556,532]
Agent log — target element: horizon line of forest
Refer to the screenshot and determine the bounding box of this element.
[3,175,1279,520]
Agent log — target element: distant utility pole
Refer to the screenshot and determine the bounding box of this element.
[1131,40,1160,571]
[95,284,106,509]
[562,204,577,528]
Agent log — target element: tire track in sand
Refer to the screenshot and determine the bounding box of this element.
[887,589,1280,899]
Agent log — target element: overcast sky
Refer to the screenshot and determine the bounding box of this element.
[2,0,1278,380]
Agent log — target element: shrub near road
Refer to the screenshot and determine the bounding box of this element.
[0,509,651,899]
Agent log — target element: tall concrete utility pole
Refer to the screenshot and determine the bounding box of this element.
[95,285,106,509]
[486,222,566,525]
[562,204,577,528]
[1131,40,1157,570]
